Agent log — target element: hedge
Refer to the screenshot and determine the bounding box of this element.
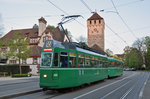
[0,65,30,75]
[12,74,32,77]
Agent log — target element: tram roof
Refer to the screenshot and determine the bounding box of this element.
[43,40,106,58]
[76,47,107,58]
[107,57,123,63]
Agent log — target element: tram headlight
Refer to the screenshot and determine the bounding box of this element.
[43,74,47,78]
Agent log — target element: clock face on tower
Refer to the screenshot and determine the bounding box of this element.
[93,28,98,32]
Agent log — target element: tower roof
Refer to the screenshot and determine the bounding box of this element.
[39,17,47,24]
[87,12,103,20]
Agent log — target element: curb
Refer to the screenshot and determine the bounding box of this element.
[0,89,42,99]
[0,80,38,86]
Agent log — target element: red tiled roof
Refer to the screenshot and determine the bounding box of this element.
[0,28,38,42]
[39,17,47,24]
[30,45,42,56]
[87,12,103,20]
[52,26,65,42]
[91,44,105,55]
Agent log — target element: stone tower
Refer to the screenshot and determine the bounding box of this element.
[87,12,105,51]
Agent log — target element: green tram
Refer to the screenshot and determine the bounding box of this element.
[40,40,123,90]
[107,57,123,78]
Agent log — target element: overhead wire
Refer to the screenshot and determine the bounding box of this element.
[106,24,128,45]
[46,0,86,42]
[110,0,138,39]
[47,0,86,28]
[102,0,144,11]
[80,0,93,13]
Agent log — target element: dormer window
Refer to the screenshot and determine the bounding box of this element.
[43,36,51,42]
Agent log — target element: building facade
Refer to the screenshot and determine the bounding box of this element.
[0,17,69,75]
[87,12,105,51]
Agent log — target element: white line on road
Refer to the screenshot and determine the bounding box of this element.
[100,81,131,99]
[73,72,137,99]
[120,86,133,99]
[120,72,145,99]
[139,72,150,99]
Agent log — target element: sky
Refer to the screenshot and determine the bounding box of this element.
[0,0,150,54]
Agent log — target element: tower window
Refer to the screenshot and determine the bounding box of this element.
[90,21,92,24]
[94,20,96,24]
[99,20,101,24]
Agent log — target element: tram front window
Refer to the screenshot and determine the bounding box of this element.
[41,52,52,67]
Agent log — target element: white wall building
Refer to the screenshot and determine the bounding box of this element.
[0,17,69,75]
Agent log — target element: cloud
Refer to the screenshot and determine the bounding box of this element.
[1,0,41,4]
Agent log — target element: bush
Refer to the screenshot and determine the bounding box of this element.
[0,65,30,75]
[12,74,32,77]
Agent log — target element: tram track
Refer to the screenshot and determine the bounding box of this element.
[9,71,150,99]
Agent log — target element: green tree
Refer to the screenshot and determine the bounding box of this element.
[145,36,150,69]
[124,47,143,69]
[47,25,55,30]
[4,31,32,74]
[79,41,88,47]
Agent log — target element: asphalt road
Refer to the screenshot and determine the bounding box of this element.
[10,71,150,99]
[0,77,40,98]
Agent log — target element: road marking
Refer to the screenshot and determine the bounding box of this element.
[139,72,150,99]
[120,86,133,99]
[73,72,136,99]
[120,72,145,99]
[100,81,131,99]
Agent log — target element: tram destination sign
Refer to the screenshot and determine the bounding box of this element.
[44,40,53,48]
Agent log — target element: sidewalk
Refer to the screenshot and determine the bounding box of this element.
[0,76,42,98]
[0,76,39,86]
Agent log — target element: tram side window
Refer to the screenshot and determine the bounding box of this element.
[85,55,90,67]
[53,53,58,67]
[85,59,90,67]
[69,53,76,67]
[99,61,103,67]
[78,54,84,67]
[104,62,108,67]
[111,62,114,67]
[95,60,99,67]
[79,58,84,67]
[60,52,68,67]
[91,60,95,67]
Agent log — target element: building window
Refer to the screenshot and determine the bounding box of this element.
[9,60,16,64]
[90,21,92,24]
[43,36,51,42]
[99,20,101,24]
[94,20,96,24]
[30,39,37,43]
[33,57,37,64]
[22,59,27,64]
